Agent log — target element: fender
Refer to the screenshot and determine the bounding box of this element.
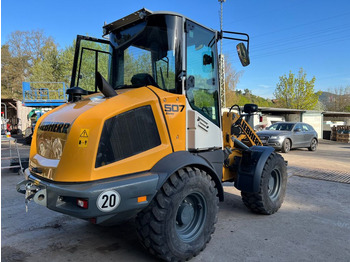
[235,146,275,193]
[151,151,224,201]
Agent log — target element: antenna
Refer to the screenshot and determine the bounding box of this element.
[219,0,226,108]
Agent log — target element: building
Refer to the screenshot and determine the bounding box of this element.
[252,107,350,139]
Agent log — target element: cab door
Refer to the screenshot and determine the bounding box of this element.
[185,21,222,150]
[70,35,112,92]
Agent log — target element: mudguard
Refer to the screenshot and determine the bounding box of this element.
[151,151,224,201]
[235,146,275,193]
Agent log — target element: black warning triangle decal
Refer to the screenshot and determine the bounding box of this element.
[80,129,89,137]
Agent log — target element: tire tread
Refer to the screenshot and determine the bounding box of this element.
[136,167,218,261]
[241,152,287,215]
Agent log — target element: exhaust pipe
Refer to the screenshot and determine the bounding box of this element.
[96,72,117,98]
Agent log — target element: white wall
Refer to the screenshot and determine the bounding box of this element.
[16,101,32,132]
[286,114,300,122]
[302,112,322,138]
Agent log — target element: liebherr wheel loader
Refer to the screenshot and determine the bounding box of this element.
[17,8,287,261]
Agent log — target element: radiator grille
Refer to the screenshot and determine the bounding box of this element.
[96,105,161,167]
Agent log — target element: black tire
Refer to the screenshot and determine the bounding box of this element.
[308,138,317,151]
[281,139,291,153]
[136,167,218,261]
[241,152,287,215]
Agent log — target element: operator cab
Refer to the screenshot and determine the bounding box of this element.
[68,8,249,150]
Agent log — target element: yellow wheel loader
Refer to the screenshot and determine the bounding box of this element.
[17,8,287,261]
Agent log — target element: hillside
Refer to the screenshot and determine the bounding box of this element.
[233,90,274,107]
[319,91,350,112]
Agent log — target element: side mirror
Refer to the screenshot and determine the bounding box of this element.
[236,43,250,67]
[294,128,302,132]
[243,103,258,114]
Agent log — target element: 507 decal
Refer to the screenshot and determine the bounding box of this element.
[164,104,185,115]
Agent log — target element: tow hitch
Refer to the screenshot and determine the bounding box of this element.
[16,180,47,212]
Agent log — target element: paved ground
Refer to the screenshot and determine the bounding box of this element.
[1,139,350,261]
[283,139,350,174]
[282,139,350,183]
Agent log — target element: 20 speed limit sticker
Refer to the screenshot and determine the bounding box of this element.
[96,190,121,212]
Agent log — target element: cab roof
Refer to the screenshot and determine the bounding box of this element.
[103,8,186,36]
[102,8,216,36]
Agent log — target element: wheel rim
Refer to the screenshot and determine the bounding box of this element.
[285,140,290,152]
[311,139,317,150]
[175,192,207,242]
[268,169,282,201]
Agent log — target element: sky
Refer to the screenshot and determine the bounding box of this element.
[1,0,350,99]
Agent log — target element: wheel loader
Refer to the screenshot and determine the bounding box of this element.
[17,8,287,261]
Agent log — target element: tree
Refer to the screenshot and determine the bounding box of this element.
[30,40,60,82]
[1,44,28,99]
[1,30,60,99]
[274,68,320,109]
[223,55,243,107]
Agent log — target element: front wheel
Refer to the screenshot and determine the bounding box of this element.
[136,167,218,261]
[281,139,291,153]
[241,152,287,215]
[308,138,318,151]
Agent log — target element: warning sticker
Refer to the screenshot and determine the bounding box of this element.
[78,129,90,148]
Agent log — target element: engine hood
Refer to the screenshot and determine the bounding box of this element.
[28,87,180,182]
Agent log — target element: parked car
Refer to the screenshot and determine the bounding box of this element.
[257,122,318,153]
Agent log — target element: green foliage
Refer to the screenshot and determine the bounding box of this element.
[193,89,215,108]
[274,68,319,109]
[1,30,76,99]
[1,44,26,99]
[233,90,274,108]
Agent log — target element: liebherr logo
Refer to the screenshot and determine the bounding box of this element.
[38,122,71,134]
[164,104,185,115]
[236,118,261,145]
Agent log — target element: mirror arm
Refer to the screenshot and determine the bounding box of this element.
[221,31,250,53]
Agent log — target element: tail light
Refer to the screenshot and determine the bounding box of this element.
[77,198,88,209]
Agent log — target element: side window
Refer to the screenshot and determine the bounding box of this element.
[302,124,311,131]
[123,46,152,85]
[71,37,112,92]
[294,124,302,131]
[155,51,176,92]
[186,21,219,126]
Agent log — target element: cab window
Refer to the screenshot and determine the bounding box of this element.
[186,21,219,126]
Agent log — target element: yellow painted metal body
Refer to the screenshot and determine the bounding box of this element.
[29,86,186,182]
[221,111,263,182]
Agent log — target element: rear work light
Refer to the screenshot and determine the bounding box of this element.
[77,198,89,209]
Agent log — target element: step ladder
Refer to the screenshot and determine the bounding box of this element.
[1,136,23,174]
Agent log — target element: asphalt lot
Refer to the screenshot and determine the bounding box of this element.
[1,139,350,261]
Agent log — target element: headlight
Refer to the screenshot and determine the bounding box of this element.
[37,135,65,160]
[270,136,279,139]
[52,138,63,159]
[38,141,48,157]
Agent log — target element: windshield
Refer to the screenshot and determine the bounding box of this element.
[108,14,183,93]
[267,123,295,131]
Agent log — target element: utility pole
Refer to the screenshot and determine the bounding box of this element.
[219,0,226,109]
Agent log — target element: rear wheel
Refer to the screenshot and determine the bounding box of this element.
[136,167,218,261]
[241,152,287,215]
[308,138,317,151]
[281,139,291,153]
